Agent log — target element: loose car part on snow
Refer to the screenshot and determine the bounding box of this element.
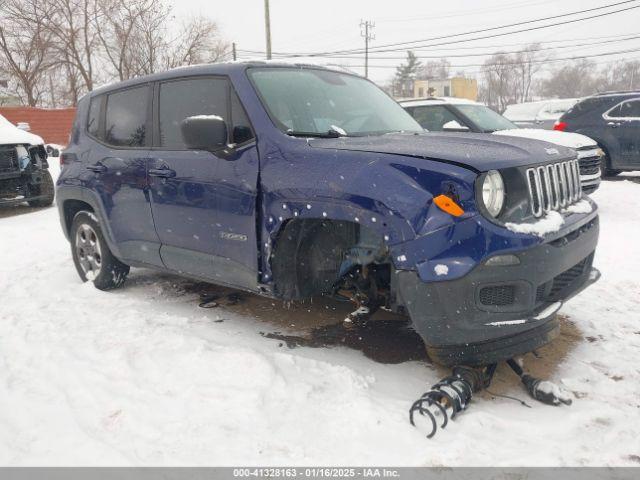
[410,364,496,438]
[410,358,573,438]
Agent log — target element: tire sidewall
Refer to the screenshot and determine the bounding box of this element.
[28,170,55,207]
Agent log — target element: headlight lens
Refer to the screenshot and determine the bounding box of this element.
[482,170,505,217]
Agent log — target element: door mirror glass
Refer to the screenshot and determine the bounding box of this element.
[181,115,228,151]
[442,120,469,131]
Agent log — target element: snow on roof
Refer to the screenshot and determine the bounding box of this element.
[399,97,480,107]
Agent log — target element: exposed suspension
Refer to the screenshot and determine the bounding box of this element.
[409,364,496,438]
[411,359,573,438]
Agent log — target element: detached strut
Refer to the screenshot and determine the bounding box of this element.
[506,358,572,406]
[410,358,574,438]
[409,364,496,438]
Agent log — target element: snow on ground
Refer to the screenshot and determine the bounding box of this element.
[1,166,639,466]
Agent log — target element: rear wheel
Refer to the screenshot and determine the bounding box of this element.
[600,150,622,177]
[27,170,55,207]
[70,211,129,290]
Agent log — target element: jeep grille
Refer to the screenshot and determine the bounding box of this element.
[526,159,581,218]
[0,146,18,173]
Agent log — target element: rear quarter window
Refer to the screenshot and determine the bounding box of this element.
[564,96,617,119]
[104,86,149,147]
[87,95,102,138]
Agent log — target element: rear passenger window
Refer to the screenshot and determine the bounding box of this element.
[87,96,102,137]
[105,86,148,147]
[613,100,640,118]
[159,77,229,149]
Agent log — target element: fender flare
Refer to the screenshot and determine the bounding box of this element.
[56,186,125,259]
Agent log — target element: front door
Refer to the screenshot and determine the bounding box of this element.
[606,99,640,168]
[148,76,260,290]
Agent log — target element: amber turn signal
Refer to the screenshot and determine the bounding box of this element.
[433,194,464,217]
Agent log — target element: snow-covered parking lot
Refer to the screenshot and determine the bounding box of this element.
[1,165,639,466]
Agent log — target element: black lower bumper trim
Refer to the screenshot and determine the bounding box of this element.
[427,315,560,367]
[395,214,599,366]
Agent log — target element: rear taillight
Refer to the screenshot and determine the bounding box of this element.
[553,121,567,131]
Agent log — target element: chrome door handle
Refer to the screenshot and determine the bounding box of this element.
[148,167,176,178]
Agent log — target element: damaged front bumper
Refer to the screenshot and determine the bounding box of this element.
[0,168,50,206]
[393,212,600,366]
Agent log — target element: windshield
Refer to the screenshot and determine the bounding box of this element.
[248,67,423,136]
[456,105,517,132]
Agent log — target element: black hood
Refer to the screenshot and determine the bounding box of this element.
[307,132,576,172]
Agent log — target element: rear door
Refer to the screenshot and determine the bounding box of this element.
[603,98,640,168]
[84,85,162,267]
[148,76,260,289]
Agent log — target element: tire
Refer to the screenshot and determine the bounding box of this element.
[599,151,622,177]
[70,211,129,290]
[27,170,55,207]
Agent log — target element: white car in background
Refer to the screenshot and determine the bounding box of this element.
[0,113,54,207]
[400,97,601,193]
[502,98,579,130]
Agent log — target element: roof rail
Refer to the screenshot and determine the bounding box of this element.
[593,90,640,96]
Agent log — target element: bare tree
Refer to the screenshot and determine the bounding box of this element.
[163,16,231,69]
[596,60,640,92]
[418,58,451,80]
[479,53,519,112]
[0,0,55,106]
[44,0,103,93]
[542,59,598,98]
[1,0,230,106]
[513,43,551,103]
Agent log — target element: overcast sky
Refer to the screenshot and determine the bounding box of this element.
[168,0,640,83]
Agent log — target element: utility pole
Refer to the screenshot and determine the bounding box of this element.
[232,42,237,61]
[360,19,375,78]
[264,0,272,60]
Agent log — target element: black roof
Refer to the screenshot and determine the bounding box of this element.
[591,90,640,98]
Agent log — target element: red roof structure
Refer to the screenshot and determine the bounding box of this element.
[0,106,76,145]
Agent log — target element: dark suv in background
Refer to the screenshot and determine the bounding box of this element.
[555,91,640,176]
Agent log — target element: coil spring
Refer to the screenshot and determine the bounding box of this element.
[409,365,494,438]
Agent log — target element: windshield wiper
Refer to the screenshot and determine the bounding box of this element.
[286,125,347,138]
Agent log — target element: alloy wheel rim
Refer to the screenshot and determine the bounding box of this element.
[75,223,102,278]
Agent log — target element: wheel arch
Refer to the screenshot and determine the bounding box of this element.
[57,186,124,259]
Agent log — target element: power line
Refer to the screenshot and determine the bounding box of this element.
[237,31,640,55]
[242,1,640,57]
[324,0,640,56]
[376,0,557,23]
[305,46,640,70]
[251,35,640,61]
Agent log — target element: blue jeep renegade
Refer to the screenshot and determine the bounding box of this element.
[57,62,599,367]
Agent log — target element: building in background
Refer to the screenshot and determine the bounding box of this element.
[0,106,76,145]
[412,77,478,101]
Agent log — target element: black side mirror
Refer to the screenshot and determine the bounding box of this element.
[181,115,228,151]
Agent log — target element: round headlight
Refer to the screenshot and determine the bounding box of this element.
[482,170,505,217]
